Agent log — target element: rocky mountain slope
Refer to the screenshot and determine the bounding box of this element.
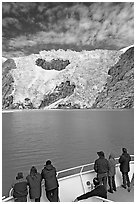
[92,47,134,109]
[2,47,134,110]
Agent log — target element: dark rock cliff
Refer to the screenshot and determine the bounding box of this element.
[92,47,134,109]
[39,80,76,108]
[2,59,16,109]
[36,58,70,71]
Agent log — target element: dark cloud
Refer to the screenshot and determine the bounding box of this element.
[2,2,134,58]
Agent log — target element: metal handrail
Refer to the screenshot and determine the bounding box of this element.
[4,155,134,200]
[57,154,134,178]
[57,163,92,174]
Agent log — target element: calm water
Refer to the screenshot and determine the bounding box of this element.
[2,110,134,196]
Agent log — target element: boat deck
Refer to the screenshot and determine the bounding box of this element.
[3,156,134,202]
[107,186,134,202]
[79,186,134,202]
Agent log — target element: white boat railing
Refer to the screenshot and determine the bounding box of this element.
[57,155,134,180]
[3,155,134,202]
[56,155,134,197]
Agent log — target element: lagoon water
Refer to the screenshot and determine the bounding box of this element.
[2,109,134,196]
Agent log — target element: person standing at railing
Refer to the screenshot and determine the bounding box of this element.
[41,160,59,202]
[119,148,131,192]
[107,153,117,193]
[12,172,28,202]
[94,151,109,191]
[26,166,42,202]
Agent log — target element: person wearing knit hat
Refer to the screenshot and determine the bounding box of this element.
[12,172,28,202]
[16,172,23,180]
[119,148,131,191]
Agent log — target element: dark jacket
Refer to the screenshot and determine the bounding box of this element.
[41,164,59,191]
[108,154,116,177]
[26,172,42,199]
[12,178,28,198]
[119,152,131,173]
[94,156,109,174]
[77,185,107,201]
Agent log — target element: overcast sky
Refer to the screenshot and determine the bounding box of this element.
[2,2,134,58]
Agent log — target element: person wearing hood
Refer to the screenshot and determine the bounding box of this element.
[12,172,28,202]
[108,153,117,193]
[26,166,42,202]
[119,148,131,191]
[94,151,109,190]
[41,160,59,202]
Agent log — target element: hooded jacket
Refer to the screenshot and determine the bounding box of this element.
[108,153,116,177]
[119,152,131,173]
[41,164,59,191]
[26,172,42,199]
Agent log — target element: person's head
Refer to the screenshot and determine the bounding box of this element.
[93,177,100,187]
[122,148,127,153]
[46,160,52,165]
[30,166,37,176]
[109,152,115,159]
[97,151,105,158]
[16,172,23,180]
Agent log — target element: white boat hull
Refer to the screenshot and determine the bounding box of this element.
[2,156,134,202]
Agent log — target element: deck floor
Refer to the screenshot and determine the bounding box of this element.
[107,186,134,202]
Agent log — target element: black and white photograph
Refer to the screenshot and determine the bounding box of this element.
[2,1,134,202]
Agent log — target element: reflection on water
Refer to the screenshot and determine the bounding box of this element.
[2,109,134,196]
